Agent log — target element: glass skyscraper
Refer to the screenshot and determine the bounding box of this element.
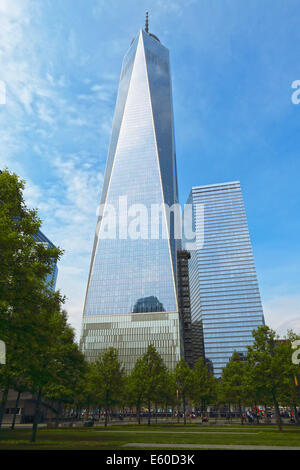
[34,230,58,291]
[186,182,265,377]
[80,27,182,371]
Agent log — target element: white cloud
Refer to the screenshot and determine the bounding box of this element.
[23,179,43,208]
[52,154,103,213]
[46,72,54,85]
[153,0,198,18]
[92,0,109,18]
[91,84,104,92]
[37,101,55,124]
[67,29,90,66]
[30,152,104,340]
[264,294,300,337]
[0,0,26,17]
[68,117,88,126]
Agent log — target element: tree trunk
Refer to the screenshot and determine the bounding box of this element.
[271,390,282,432]
[147,399,151,426]
[228,403,231,423]
[137,402,141,425]
[217,405,221,422]
[55,402,63,428]
[31,387,42,442]
[254,402,259,424]
[183,393,186,425]
[239,402,243,425]
[0,385,9,429]
[11,390,21,430]
[293,403,300,424]
[104,408,108,428]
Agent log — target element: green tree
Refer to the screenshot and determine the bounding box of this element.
[27,300,77,442]
[0,170,63,429]
[137,345,167,426]
[127,356,147,424]
[87,347,124,427]
[174,358,194,424]
[43,314,87,427]
[0,170,85,442]
[276,330,300,424]
[72,366,98,421]
[192,357,217,416]
[247,325,287,431]
[219,351,248,423]
[161,370,178,418]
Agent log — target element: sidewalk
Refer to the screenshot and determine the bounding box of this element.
[123,443,300,450]
[1,424,47,429]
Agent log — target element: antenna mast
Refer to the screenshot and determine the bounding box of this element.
[145,11,149,33]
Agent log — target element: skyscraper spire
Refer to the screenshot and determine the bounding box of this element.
[145,10,149,33]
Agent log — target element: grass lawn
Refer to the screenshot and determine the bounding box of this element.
[0,423,300,450]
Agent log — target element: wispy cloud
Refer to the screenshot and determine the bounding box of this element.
[22,150,104,340]
[264,295,300,336]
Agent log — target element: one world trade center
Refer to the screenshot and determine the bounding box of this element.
[80,19,182,371]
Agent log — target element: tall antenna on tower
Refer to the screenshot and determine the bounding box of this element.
[145,11,149,33]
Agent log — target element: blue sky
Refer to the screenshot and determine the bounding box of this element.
[1,0,300,338]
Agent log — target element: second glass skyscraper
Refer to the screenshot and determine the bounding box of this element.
[186,182,265,376]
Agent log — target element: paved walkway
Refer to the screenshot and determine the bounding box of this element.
[123,443,300,450]
[1,424,47,429]
[102,430,258,435]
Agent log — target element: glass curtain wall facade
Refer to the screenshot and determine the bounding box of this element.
[186,182,264,377]
[34,230,58,291]
[80,29,182,372]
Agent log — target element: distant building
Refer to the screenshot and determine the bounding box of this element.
[186,182,265,377]
[177,250,194,369]
[0,390,58,425]
[34,229,58,291]
[132,296,165,313]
